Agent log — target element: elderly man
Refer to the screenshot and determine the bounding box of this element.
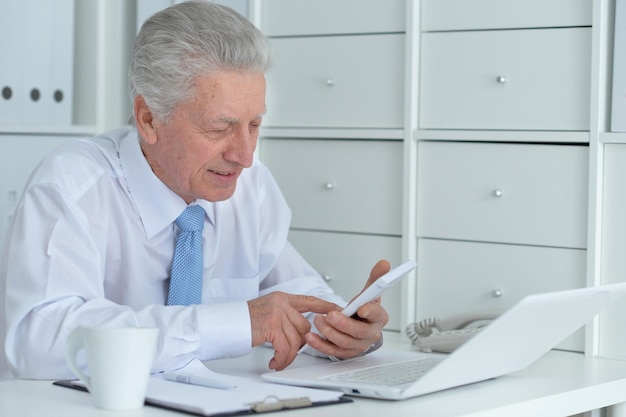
[0,1,389,379]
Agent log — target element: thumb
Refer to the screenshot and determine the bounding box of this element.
[357,259,391,300]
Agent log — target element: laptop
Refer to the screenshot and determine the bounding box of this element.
[262,283,626,400]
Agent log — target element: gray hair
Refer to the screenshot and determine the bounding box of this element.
[129,1,272,123]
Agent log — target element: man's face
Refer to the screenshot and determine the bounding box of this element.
[144,71,266,203]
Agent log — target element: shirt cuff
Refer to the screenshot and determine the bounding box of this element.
[196,301,252,360]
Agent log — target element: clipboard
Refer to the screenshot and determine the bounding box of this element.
[53,359,351,416]
[53,380,351,416]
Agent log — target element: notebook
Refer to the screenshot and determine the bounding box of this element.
[263,283,626,400]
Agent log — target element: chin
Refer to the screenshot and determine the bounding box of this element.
[203,187,237,202]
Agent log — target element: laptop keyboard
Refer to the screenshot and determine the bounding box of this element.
[325,357,444,386]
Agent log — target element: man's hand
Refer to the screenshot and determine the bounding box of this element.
[248,292,340,371]
[304,260,391,359]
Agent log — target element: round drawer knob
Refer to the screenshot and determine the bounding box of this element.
[492,189,503,197]
[322,274,333,282]
[496,76,507,84]
[491,289,503,298]
[324,182,335,190]
[2,86,12,100]
[325,78,335,87]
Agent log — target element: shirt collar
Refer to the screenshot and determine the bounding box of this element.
[119,129,215,239]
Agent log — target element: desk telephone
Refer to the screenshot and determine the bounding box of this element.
[405,310,502,353]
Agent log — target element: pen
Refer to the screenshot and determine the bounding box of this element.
[162,372,237,390]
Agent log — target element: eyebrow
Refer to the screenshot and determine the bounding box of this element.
[211,110,267,124]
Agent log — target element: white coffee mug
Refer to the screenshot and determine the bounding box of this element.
[65,326,159,410]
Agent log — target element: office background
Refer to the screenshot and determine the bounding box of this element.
[1,0,626,360]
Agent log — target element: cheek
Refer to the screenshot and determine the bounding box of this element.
[164,132,197,163]
[160,144,186,173]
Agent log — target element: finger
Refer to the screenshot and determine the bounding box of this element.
[363,259,391,293]
[313,312,372,354]
[345,260,391,321]
[249,292,329,348]
[326,310,373,341]
[311,309,386,359]
[304,329,361,358]
[356,302,389,325]
[269,339,295,371]
[305,330,365,360]
[269,315,310,370]
[269,333,289,370]
[288,294,342,315]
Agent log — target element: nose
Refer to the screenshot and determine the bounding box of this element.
[224,125,257,168]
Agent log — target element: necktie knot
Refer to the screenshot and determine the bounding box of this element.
[176,205,205,232]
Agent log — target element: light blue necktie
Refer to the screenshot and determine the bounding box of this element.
[167,205,205,306]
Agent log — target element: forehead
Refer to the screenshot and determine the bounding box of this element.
[188,71,266,115]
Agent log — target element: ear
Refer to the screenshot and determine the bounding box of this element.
[134,95,158,145]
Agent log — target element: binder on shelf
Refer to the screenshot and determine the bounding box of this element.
[20,0,74,126]
[54,359,350,416]
[21,0,52,125]
[48,0,75,126]
[612,0,626,132]
[0,0,24,124]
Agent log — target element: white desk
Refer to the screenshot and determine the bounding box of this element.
[3,333,626,417]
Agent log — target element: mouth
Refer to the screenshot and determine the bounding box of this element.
[208,169,236,177]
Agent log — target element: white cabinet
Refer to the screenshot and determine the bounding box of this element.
[418,142,589,248]
[420,28,591,131]
[417,239,587,351]
[413,0,593,352]
[260,0,405,36]
[258,1,406,331]
[420,0,591,31]
[261,139,403,235]
[265,35,404,129]
[416,142,590,351]
[255,0,618,359]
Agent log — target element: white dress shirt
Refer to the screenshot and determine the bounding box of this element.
[0,127,345,380]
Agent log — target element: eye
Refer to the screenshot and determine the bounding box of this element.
[203,123,232,138]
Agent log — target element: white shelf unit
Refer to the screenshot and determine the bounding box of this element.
[256,0,626,359]
[0,0,136,244]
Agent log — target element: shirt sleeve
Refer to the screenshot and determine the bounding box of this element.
[1,183,226,379]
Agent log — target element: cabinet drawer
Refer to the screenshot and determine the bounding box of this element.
[416,238,587,351]
[265,34,404,129]
[289,230,403,331]
[419,28,591,131]
[262,139,403,235]
[418,142,588,248]
[421,0,591,32]
[261,0,405,36]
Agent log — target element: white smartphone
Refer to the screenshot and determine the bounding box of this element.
[341,260,417,318]
[297,260,416,354]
